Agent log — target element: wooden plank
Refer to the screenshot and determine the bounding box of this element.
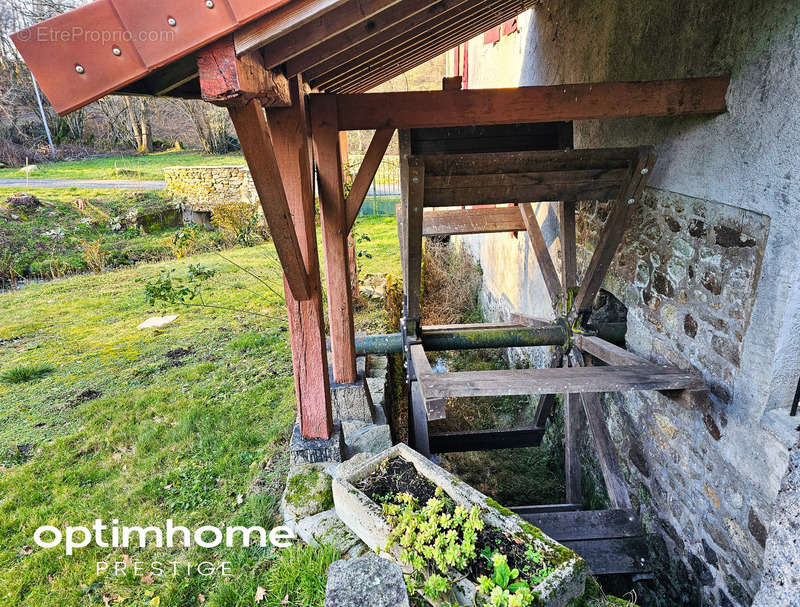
[308,0,509,86]
[405,158,426,320]
[260,0,405,67]
[227,101,311,301]
[509,313,556,329]
[328,0,537,92]
[196,36,289,107]
[573,149,657,313]
[429,426,545,453]
[421,149,636,176]
[422,207,525,236]
[235,0,351,55]
[284,0,443,76]
[409,344,446,420]
[510,504,582,515]
[421,365,707,400]
[311,94,357,383]
[424,168,628,189]
[327,77,730,130]
[559,200,577,304]
[520,204,562,308]
[267,76,332,439]
[565,392,583,504]
[573,334,654,367]
[424,183,622,206]
[410,123,571,155]
[563,538,650,575]
[346,127,395,229]
[520,509,642,541]
[410,381,432,458]
[569,351,631,510]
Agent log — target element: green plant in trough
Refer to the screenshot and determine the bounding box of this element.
[383,487,484,606]
[0,362,55,384]
[476,552,535,607]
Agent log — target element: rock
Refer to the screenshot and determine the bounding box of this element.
[6,193,41,211]
[289,422,345,465]
[295,508,365,555]
[341,419,368,438]
[345,424,392,457]
[137,315,179,330]
[281,463,334,522]
[366,377,386,403]
[325,554,409,607]
[331,381,373,423]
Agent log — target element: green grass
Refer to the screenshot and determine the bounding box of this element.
[0,150,245,182]
[0,217,400,607]
[0,363,55,384]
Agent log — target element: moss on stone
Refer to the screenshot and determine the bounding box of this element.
[284,465,333,515]
[485,496,514,517]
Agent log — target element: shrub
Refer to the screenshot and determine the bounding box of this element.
[1,363,55,384]
[211,201,266,247]
[81,240,108,273]
[421,241,483,325]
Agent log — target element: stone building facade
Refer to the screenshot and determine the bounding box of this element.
[449,1,799,605]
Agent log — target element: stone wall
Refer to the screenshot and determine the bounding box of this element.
[163,166,257,212]
[453,0,800,604]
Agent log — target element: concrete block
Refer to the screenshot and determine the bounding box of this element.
[331,380,373,423]
[289,422,345,465]
[325,554,409,607]
[280,463,334,523]
[294,508,365,556]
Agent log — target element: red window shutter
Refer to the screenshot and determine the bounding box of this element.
[502,18,517,35]
[483,27,500,45]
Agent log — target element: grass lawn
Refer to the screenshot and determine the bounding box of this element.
[0,217,400,607]
[0,150,245,182]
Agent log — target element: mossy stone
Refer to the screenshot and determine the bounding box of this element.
[282,464,334,520]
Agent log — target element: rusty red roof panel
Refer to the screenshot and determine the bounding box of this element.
[12,0,294,115]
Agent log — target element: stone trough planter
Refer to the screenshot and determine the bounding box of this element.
[333,443,587,607]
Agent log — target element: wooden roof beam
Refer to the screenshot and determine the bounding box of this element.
[323,77,730,130]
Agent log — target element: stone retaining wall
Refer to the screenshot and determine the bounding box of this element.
[163,166,257,212]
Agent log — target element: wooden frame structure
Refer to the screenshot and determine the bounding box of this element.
[398,131,708,574]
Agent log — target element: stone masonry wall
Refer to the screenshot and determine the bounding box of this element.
[163,166,257,212]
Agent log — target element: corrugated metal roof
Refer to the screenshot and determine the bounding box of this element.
[13,0,533,114]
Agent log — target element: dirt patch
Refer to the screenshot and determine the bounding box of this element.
[165,346,193,367]
[355,457,439,504]
[74,389,102,404]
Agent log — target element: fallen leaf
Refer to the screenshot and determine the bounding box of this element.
[150,597,161,607]
[19,545,33,555]
[164,484,173,491]
[122,554,133,567]
[141,573,155,585]
[254,586,267,603]
[236,494,244,505]
[282,595,289,605]
[197,594,206,604]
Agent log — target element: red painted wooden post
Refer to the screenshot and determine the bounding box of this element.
[268,78,334,439]
[311,95,358,384]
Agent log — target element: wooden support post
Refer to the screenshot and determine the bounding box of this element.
[405,157,426,320]
[565,392,584,504]
[532,350,563,427]
[570,350,632,509]
[267,77,333,440]
[520,203,562,308]
[346,127,395,229]
[311,94,358,383]
[559,200,577,304]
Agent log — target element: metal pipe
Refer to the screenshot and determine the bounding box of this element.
[352,322,627,355]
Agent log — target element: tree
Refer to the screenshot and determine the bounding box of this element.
[180,100,236,154]
[124,97,153,153]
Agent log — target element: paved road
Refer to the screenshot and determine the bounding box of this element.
[0,178,166,190]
